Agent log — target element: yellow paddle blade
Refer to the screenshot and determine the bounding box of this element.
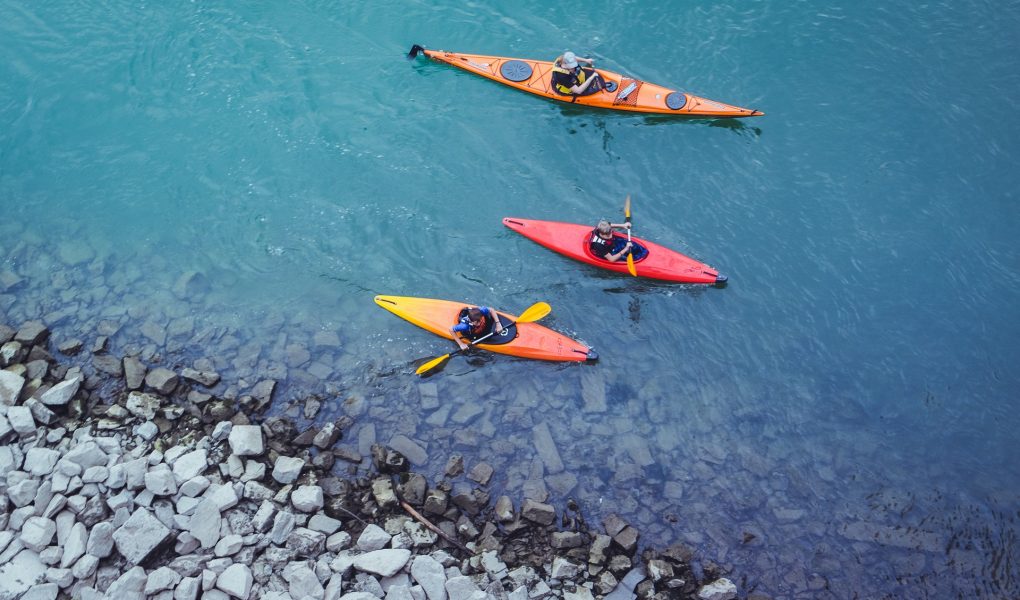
[627,253,637,277]
[415,353,451,376]
[517,301,551,323]
[624,194,631,219]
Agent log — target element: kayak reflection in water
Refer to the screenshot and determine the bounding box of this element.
[450,307,505,350]
[551,51,605,96]
[589,220,648,263]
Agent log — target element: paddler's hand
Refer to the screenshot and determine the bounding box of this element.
[623,222,631,229]
[624,242,633,250]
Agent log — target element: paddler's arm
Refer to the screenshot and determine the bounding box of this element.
[482,307,504,332]
[605,241,634,263]
[449,324,470,350]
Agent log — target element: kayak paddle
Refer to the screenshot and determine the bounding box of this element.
[414,301,552,377]
[624,195,637,277]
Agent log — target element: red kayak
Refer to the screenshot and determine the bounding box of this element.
[503,218,727,285]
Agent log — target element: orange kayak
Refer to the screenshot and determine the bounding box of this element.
[407,45,762,118]
[374,295,597,362]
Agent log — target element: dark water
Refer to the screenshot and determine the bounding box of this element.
[2,1,1019,597]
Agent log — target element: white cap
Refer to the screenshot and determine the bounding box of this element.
[562,51,578,68]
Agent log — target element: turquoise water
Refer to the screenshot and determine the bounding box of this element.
[3,1,1019,596]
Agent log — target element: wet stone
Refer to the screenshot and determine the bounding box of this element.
[93,355,123,377]
[15,321,49,346]
[521,499,556,526]
[181,367,220,387]
[467,463,494,486]
[145,367,178,395]
[444,455,464,478]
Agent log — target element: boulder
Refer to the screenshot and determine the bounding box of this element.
[113,508,173,564]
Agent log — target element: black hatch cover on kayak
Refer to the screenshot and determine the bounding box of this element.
[665,92,687,110]
[500,60,532,82]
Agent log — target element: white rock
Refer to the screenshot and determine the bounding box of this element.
[272,455,305,484]
[697,578,737,600]
[206,482,239,510]
[0,370,25,405]
[175,576,201,600]
[86,522,115,557]
[173,449,208,483]
[81,465,109,483]
[59,522,88,568]
[211,421,232,441]
[0,548,46,597]
[146,566,184,595]
[549,557,579,580]
[72,554,99,579]
[107,566,147,597]
[386,585,414,600]
[145,464,179,496]
[19,582,58,600]
[216,563,253,598]
[410,555,447,600]
[180,475,211,497]
[25,448,60,476]
[309,513,343,535]
[189,498,222,549]
[228,425,263,456]
[444,576,481,600]
[136,421,159,441]
[354,549,411,578]
[291,485,324,512]
[63,441,108,469]
[20,517,57,552]
[7,405,36,434]
[40,375,81,406]
[214,534,243,557]
[357,524,392,551]
[113,508,173,564]
[340,593,384,600]
[327,531,353,552]
[287,564,324,600]
[8,478,39,507]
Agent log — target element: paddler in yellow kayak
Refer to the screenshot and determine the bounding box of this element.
[449,306,506,351]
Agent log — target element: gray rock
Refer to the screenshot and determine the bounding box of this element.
[25,397,57,426]
[291,485,324,513]
[126,391,161,419]
[532,422,564,474]
[286,527,326,558]
[211,421,232,442]
[216,564,253,599]
[113,507,173,564]
[697,578,737,600]
[270,510,297,545]
[250,379,276,408]
[549,557,579,580]
[146,367,179,395]
[64,441,109,469]
[308,513,343,535]
[228,425,264,456]
[93,354,123,376]
[327,531,353,552]
[72,554,99,579]
[214,534,243,557]
[175,576,201,600]
[181,367,220,388]
[494,496,514,522]
[353,549,411,578]
[15,321,49,346]
[521,499,555,525]
[466,463,493,485]
[550,532,583,549]
[123,357,147,390]
[39,375,80,406]
[9,478,39,508]
[19,582,58,600]
[388,435,428,465]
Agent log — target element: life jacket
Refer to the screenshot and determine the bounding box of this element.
[552,63,586,95]
[457,308,492,339]
[589,229,614,258]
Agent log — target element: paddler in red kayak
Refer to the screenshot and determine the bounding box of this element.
[589,219,648,263]
[551,51,606,96]
[449,307,505,351]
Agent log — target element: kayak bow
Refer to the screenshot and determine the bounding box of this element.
[374,295,598,363]
[503,218,728,285]
[408,45,762,118]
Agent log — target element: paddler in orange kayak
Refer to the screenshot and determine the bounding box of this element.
[551,51,606,96]
[449,306,506,351]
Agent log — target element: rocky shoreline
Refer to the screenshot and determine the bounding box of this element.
[1,319,747,600]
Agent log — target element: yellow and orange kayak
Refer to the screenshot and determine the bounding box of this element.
[407,45,762,118]
[374,295,597,363]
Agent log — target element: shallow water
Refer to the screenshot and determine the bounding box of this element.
[2,1,1019,597]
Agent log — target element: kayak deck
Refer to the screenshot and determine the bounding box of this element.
[503,218,726,285]
[374,295,597,363]
[410,46,762,118]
